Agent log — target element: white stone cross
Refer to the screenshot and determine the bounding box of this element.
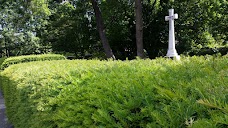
[165,9,180,60]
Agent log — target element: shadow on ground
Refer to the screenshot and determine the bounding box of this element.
[0,91,14,128]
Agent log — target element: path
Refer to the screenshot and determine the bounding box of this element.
[0,91,13,128]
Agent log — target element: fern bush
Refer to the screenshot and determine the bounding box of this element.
[0,54,66,70]
[0,55,227,128]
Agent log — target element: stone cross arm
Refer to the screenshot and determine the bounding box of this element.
[165,13,178,21]
[165,9,178,21]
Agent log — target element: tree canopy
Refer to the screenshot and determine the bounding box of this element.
[0,0,227,59]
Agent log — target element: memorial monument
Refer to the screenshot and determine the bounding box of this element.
[165,9,180,60]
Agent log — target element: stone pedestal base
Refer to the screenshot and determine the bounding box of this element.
[166,49,180,60]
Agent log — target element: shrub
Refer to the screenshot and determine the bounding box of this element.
[0,57,6,67]
[0,57,6,90]
[0,54,66,70]
[189,46,228,56]
[0,56,227,128]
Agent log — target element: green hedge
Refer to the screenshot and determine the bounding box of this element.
[0,57,6,91]
[0,56,228,128]
[0,54,66,70]
[0,57,6,67]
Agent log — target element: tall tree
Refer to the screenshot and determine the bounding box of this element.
[91,0,115,59]
[0,0,50,57]
[43,1,101,59]
[135,0,145,58]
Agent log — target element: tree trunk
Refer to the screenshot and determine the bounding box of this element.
[4,40,9,57]
[91,0,115,59]
[135,0,145,58]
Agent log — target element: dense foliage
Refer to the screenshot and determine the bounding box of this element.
[0,0,227,59]
[0,0,50,57]
[0,54,66,70]
[0,55,227,127]
[172,0,228,54]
